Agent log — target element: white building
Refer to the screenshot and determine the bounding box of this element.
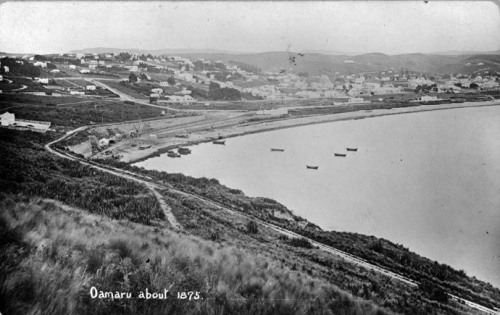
[70,91,85,96]
[34,62,47,68]
[151,88,163,94]
[51,69,60,74]
[0,112,15,126]
[86,85,96,90]
[3,66,9,73]
[38,78,49,84]
[69,65,76,69]
[159,81,169,87]
[89,65,97,70]
[79,69,91,74]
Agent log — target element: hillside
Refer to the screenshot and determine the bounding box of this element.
[1,120,500,314]
[437,54,500,76]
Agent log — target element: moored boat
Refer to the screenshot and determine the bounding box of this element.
[213,140,226,145]
[167,152,180,158]
[178,147,191,154]
[334,153,346,157]
[139,145,152,150]
[306,165,319,169]
[346,148,358,151]
[271,148,284,152]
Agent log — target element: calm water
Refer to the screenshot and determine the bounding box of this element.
[136,106,500,288]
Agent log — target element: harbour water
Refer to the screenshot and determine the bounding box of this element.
[135,105,500,288]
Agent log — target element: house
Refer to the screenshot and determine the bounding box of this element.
[0,112,15,126]
[0,75,3,81]
[159,81,169,87]
[128,66,139,72]
[89,65,97,70]
[98,61,105,65]
[34,62,47,68]
[51,69,60,74]
[79,69,91,74]
[86,85,96,91]
[150,93,160,98]
[151,88,163,94]
[69,65,76,69]
[38,78,49,84]
[158,95,195,104]
[89,60,98,65]
[70,91,85,96]
[3,66,9,73]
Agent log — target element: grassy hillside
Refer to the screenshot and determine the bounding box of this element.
[1,116,499,314]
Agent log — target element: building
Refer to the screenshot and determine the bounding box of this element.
[3,66,9,73]
[69,65,76,69]
[34,62,47,68]
[1,112,15,126]
[38,78,49,84]
[80,69,91,74]
[0,75,3,81]
[151,88,163,94]
[70,91,85,96]
[89,65,97,70]
[86,85,96,90]
[159,81,169,87]
[51,69,60,74]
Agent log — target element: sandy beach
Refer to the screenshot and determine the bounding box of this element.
[112,100,500,164]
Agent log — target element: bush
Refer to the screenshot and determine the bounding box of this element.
[246,220,259,234]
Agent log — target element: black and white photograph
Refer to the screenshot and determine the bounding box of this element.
[1,1,499,314]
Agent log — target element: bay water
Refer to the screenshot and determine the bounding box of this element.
[135,105,500,287]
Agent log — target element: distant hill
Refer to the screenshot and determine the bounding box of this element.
[69,47,500,76]
[69,47,248,55]
[301,50,360,56]
[431,50,500,56]
[436,54,500,76]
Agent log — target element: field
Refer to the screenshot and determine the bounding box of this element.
[97,80,149,99]
[0,96,168,128]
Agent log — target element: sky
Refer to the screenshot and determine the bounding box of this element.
[0,1,499,55]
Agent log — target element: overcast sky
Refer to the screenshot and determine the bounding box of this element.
[1,1,499,55]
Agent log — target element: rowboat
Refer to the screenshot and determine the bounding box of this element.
[271,148,284,152]
[178,147,191,154]
[167,152,180,158]
[139,145,152,150]
[306,166,319,169]
[334,153,346,157]
[213,140,226,145]
[346,148,358,152]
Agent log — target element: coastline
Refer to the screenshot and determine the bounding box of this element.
[119,100,500,164]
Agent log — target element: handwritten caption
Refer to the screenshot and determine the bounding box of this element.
[90,286,202,300]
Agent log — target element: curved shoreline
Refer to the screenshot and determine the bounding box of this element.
[123,100,500,164]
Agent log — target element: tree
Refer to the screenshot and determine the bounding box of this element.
[167,76,175,85]
[129,73,138,83]
[470,83,479,89]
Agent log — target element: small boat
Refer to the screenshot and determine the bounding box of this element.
[271,148,284,152]
[306,166,319,169]
[139,145,152,150]
[213,140,226,145]
[334,153,346,157]
[346,148,358,152]
[178,147,191,153]
[167,152,180,158]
